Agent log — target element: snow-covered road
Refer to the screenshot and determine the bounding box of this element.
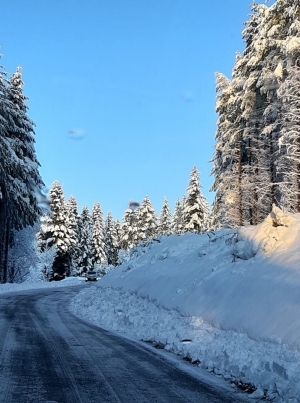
[0,286,247,403]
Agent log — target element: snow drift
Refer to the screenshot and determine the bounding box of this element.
[70,206,300,403]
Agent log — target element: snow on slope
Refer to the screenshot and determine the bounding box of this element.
[70,206,300,402]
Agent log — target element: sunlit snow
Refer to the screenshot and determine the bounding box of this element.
[70,206,300,403]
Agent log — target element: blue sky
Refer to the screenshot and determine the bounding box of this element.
[0,0,275,220]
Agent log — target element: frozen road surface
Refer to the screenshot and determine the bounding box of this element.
[0,286,246,403]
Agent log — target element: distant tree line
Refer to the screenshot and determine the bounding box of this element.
[37,166,210,281]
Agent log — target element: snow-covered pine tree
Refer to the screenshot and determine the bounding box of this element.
[65,195,80,274]
[276,3,300,213]
[215,4,268,226]
[277,63,300,212]
[104,211,119,266]
[120,207,139,250]
[238,0,300,219]
[114,219,121,250]
[0,63,10,282]
[47,181,76,280]
[171,198,184,235]
[37,212,53,252]
[6,67,44,227]
[0,64,43,282]
[158,197,172,235]
[92,202,106,265]
[77,205,94,275]
[136,196,158,243]
[212,4,262,227]
[183,166,209,233]
[241,2,283,222]
[211,71,243,227]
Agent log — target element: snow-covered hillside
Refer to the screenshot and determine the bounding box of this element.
[71,206,300,403]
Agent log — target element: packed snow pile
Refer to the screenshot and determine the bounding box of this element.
[237,205,298,257]
[70,207,300,402]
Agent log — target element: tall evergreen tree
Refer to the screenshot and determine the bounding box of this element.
[114,219,122,251]
[6,67,44,227]
[172,198,184,235]
[47,181,75,280]
[212,3,270,227]
[183,166,209,233]
[242,2,282,222]
[120,207,139,250]
[92,202,106,265]
[104,211,119,266]
[37,212,53,253]
[136,196,158,242]
[158,197,172,235]
[277,63,300,212]
[0,64,43,282]
[77,205,94,275]
[0,63,10,282]
[65,195,80,273]
[211,72,242,227]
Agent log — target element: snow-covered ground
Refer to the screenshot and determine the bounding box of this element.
[70,206,300,403]
[0,276,84,295]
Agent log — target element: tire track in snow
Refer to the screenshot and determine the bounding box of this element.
[34,293,124,403]
[0,294,49,402]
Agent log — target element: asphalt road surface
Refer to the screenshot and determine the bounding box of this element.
[0,286,247,403]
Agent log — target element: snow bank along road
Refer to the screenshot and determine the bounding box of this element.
[0,286,248,403]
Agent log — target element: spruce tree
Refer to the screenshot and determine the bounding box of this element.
[37,212,54,253]
[158,197,172,235]
[277,64,300,212]
[172,198,184,235]
[104,211,119,266]
[92,202,106,265]
[241,2,281,222]
[183,167,209,233]
[77,205,94,275]
[211,71,244,227]
[114,219,122,250]
[5,67,44,228]
[48,181,75,280]
[120,207,139,250]
[0,64,11,282]
[136,196,158,242]
[65,195,80,274]
[0,64,43,282]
